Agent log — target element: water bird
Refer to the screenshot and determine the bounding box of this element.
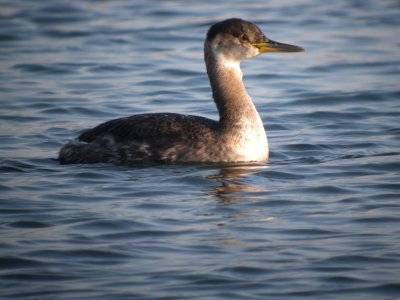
[59,18,303,165]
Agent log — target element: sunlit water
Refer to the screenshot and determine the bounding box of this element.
[1,0,400,299]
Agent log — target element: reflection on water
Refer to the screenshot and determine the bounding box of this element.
[207,164,270,204]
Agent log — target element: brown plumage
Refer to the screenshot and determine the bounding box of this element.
[59,18,303,165]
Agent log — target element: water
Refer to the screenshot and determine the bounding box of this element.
[1,0,400,299]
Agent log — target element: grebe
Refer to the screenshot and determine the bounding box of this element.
[59,18,303,165]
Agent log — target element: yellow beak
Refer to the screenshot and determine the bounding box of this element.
[253,39,304,53]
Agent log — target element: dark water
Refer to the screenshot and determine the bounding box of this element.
[1,0,400,299]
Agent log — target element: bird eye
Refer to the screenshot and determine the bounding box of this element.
[241,35,248,42]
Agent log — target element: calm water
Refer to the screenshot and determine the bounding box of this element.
[1,0,400,299]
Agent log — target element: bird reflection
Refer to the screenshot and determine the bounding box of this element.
[206,163,269,204]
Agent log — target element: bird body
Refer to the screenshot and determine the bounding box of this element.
[59,18,303,165]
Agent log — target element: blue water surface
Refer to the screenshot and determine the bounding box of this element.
[1,0,400,299]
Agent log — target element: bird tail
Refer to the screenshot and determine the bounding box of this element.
[58,140,114,164]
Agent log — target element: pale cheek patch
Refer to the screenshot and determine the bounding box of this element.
[211,33,258,63]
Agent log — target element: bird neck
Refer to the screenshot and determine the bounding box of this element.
[204,45,262,130]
